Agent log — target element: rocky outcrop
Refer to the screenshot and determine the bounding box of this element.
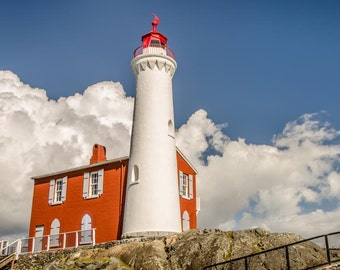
[14,228,331,269]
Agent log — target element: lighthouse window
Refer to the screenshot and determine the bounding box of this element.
[150,39,161,47]
[83,169,104,199]
[168,119,174,138]
[131,165,139,183]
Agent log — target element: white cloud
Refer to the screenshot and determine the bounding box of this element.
[0,71,133,240]
[175,109,229,166]
[1,70,340,243]
[328,172,340,198]
[176,110,340,238]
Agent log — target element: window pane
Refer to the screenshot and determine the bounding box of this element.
[55,179,63,202]
[50,218,60,247]
[90,172,98,196]
[182,174,189,198]
[81,214,92,244]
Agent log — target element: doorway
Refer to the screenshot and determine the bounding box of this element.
[34,225,44,252]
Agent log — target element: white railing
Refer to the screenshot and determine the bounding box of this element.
[0,228,96,259]
[0,240,9,255]
[196,195,201,215]
[133,45,175,58]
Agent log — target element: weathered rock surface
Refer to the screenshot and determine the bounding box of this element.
[13,228,332,269]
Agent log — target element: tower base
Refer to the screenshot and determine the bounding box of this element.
[122,230,179,239]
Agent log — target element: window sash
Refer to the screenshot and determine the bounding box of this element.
[179,171,193,200]
[84,169,104,199]
[49,177,67,205]
[90,172,99,196]
[182,174,189,197]
[55,180,63,202]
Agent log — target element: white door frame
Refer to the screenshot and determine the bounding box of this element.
[34,225,44,252]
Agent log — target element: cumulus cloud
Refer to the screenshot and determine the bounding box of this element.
[0,70,133,240]
[1,70,340,242]
[176,110,340,237]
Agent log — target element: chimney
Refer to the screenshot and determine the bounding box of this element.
[90,144,107,164]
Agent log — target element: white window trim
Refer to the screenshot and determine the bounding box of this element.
[55,179,63,203]
[50,218,60,247]
[83,169,104,199]
[48,177,67,205]
[80,214,92,244]
[89,171,99,197]
[179,171,194,200]
[182,210,190,231]
[182,173,189,199]
[130,165,139,185]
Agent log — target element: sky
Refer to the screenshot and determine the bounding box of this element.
[1,0,340,242]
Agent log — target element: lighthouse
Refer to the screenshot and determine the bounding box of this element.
[122,15,181,238]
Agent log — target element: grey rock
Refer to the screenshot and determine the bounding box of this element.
[13,228,329,270]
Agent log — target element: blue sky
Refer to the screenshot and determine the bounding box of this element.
[1,0,339,144]
[1,1,340,241]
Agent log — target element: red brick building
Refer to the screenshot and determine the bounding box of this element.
[29,144,198,248]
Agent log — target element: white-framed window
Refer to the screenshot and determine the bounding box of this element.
[131,165,139,183]
[55,179,63,202]
[83,169,104,199]
[50,218,60,247]
[168,119,175,138]
[90,171,99,196]
[182,211,190,231]
[80,214,92,244]
[179,171,193,199]
[48,177,67,205]
[182,173,189,197]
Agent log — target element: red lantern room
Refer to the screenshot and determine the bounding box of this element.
[133,14,174,58]
[141,14,167,48]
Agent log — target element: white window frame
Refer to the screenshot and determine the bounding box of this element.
[182,210,190,231]
[83,169,104,199]
[80,214,92,244]
[50,218,60,247]
[179,171,193,200]
[131,165,139,183]
[55,179,63,202]
[182,173,189,198]
[90,171,99,196]
[48,177,67,205]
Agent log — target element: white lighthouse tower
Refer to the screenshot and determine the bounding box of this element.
[122,15,181,238]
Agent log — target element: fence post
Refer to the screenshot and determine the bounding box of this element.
[63,233,66,249]
[0,240,7,255]
[245,257,248,270]
[75,231,78,248]
[16,240,22,260]
[285,246,290,270]
[325,235,331,265]
[92,228,96,246]
[46,235,50,251]
[31,238,35,253]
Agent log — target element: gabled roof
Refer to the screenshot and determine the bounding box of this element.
[176,147,198,174]
[32,148,197,180]
[31,156,129,180]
